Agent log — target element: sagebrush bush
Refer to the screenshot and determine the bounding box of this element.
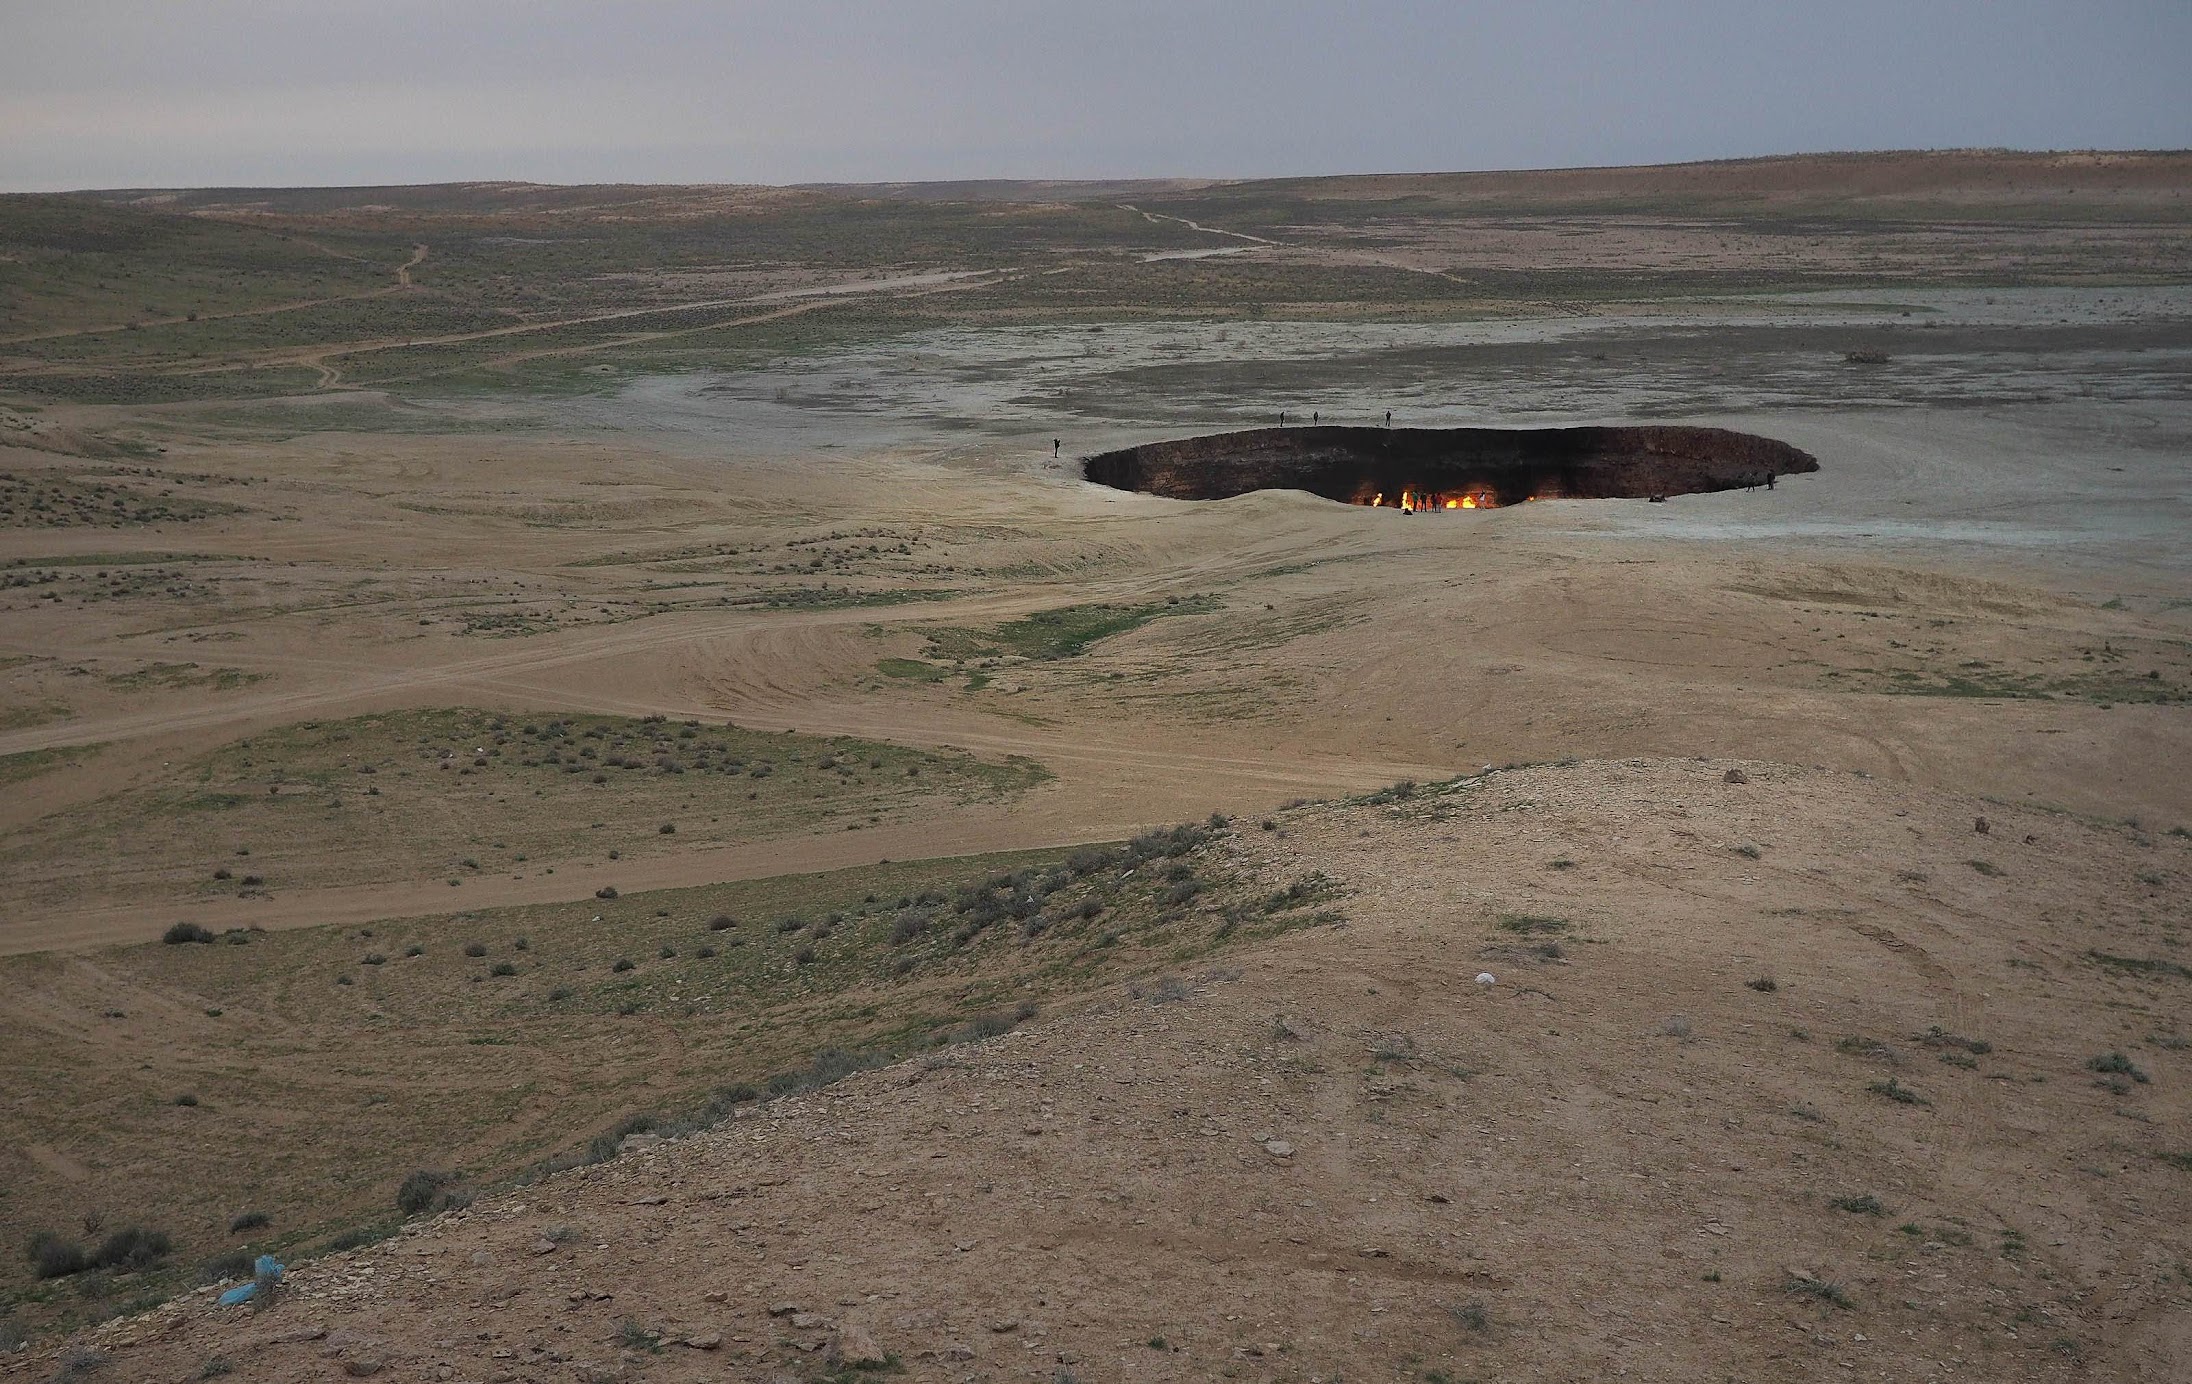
[1869,1077,1928,1105]
[163,922,215,945]
[93,1225,172,1271]
[955,1011,1017,1043]
[1143,976,1192,1004]
[28,1231,88,1279]
[395,1170,457,1216]
[321,1225,388,1253]
[2088,1051,2150,1083]
[585,1115,656,1164]
[1066,846,1118,876]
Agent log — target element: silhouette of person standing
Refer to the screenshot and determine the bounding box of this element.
[1385,410,1392,427]
[1052,439,1060,458]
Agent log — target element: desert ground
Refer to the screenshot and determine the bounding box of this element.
[0,150,2188,1380]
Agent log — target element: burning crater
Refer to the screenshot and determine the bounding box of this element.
[1083,424,1817,511]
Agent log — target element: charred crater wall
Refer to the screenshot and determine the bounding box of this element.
[1082,425,1818,506]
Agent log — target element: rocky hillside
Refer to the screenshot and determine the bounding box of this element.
[12,758,2189,1382]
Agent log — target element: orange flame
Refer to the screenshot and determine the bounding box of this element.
[1355,489,1500,510]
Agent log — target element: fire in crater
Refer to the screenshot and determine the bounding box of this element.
[1379,487,1493,512]
[1082,424,1818,508]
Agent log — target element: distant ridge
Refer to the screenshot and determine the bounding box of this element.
[34,148,2191,220]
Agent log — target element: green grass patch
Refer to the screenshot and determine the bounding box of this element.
[1868,1076,1930,1106]
[877,658,953,682]
[0,470,243,527]
[1785,1275,1855,1310]
[0,701,71,733]
[0,707,1050,911]
[101,662,265,693]
[0,743,103,788]
[2087,951,2192,981]
[1496,913,1571,934]
[735,587,957,612]
[2,551,246,569]
[1871,669,2052,700]
[1858,664,2190,706]
[921,596,1219,663]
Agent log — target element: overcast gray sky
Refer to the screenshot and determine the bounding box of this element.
[3,0,2187,191]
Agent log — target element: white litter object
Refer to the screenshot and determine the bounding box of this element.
[1475,972,1497,986]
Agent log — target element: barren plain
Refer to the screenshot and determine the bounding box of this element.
[0,150,2188,1381]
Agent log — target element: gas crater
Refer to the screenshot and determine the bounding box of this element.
[1083,424,1819,510]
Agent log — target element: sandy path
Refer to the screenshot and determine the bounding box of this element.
[162,259,1003,383]
[1114,199,1595,315]
[1118,203,1279,245]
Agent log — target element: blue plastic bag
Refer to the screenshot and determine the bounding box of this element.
[216,1254,283,1306]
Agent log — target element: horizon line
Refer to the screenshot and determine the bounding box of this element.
[12,145,2192,200]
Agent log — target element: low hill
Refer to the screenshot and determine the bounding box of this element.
[63,148,2192,221]
[25,758,2189,1382]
